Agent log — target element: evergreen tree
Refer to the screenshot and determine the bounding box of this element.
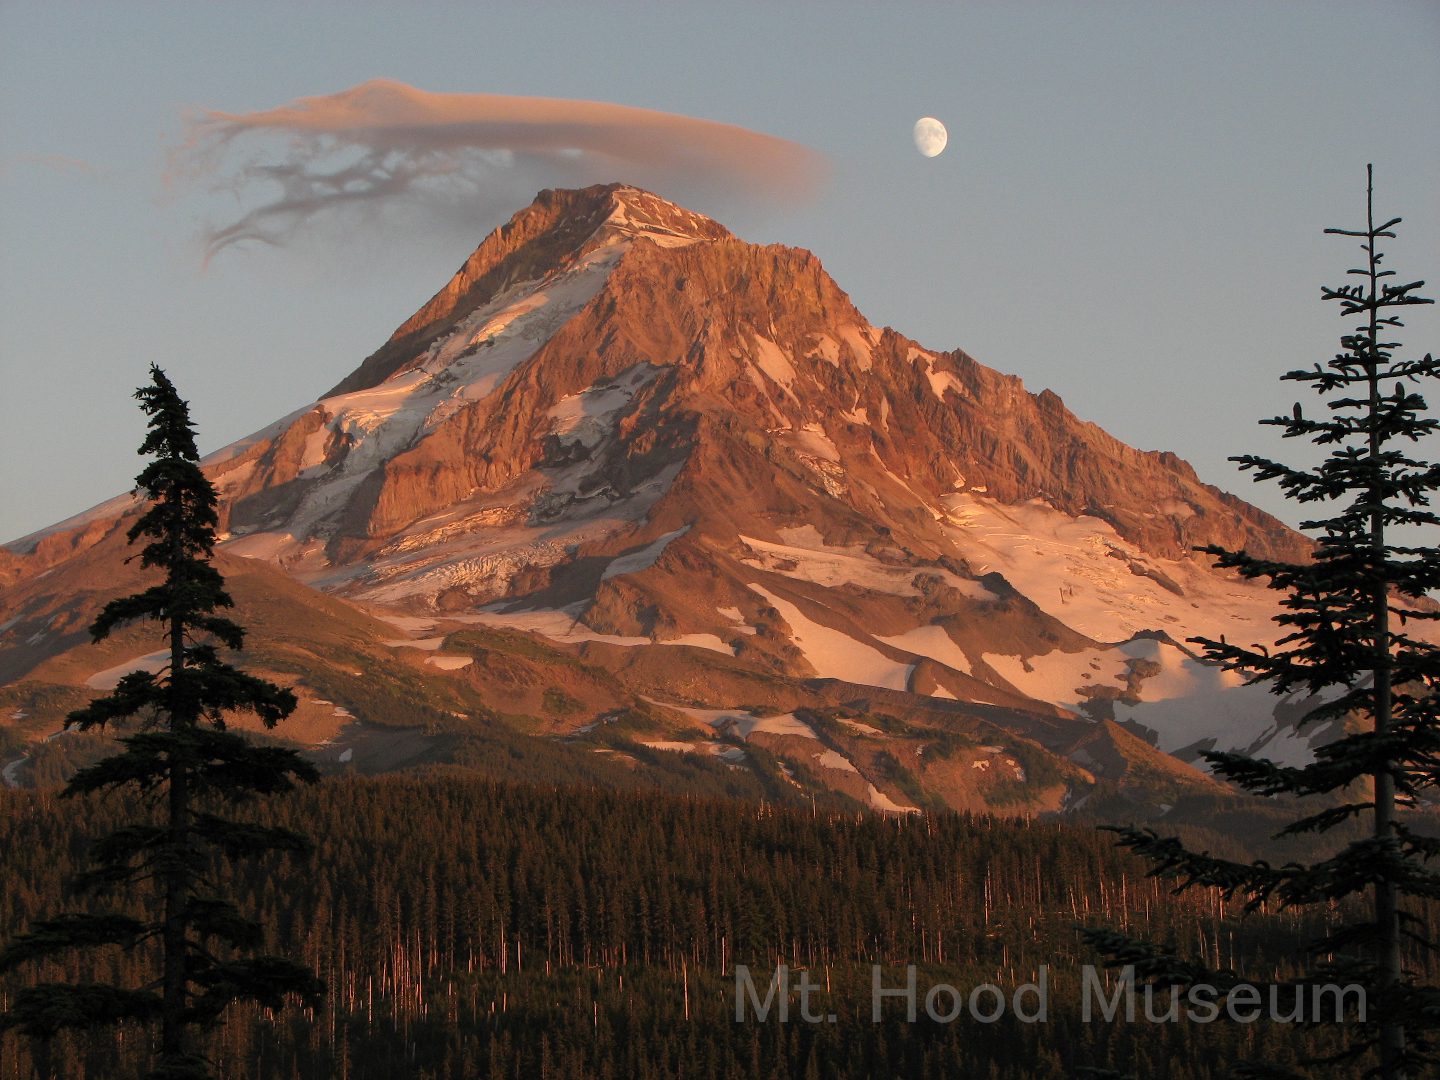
[0,366,324,1079]
[1084,168,1440,1078]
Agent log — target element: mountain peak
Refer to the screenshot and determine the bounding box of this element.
[591,184,731,248]
[327,184,728,396]
[3,184,1350,817]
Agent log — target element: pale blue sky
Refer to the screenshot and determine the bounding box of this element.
[2,1,1437,543]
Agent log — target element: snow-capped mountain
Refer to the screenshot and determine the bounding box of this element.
[0,184,1344,815]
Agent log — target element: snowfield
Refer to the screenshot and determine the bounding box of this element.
[747,583,913,691]
[939,493,1286,646]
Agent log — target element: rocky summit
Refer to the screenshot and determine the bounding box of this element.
[0,184,1346,818]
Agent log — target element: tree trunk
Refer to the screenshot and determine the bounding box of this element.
[1364,164,1404,1079]
[162,544,190,1069]
[163,753,189,1065]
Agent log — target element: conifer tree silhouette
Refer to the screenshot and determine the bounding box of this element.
[0,366,324,1080]
[1085,168,1440,1079]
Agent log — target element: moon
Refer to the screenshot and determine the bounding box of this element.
[913,117,948,158]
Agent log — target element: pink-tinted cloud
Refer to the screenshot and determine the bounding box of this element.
[171,79,826,261]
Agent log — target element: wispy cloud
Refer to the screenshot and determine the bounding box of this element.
[169,79,826,263]
[1,152,104,179]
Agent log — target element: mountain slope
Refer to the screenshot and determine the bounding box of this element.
[2,184,1344,814]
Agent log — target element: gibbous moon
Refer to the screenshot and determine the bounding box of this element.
[913,117,948,158]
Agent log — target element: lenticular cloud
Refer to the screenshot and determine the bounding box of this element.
[171,79,825,262]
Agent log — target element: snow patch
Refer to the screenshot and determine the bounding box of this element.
[807,333,841,367]
[984,648,1124,713]
[1111,638,1324,768]
[877,625,973,675]
[86,651,170,691]
[866,783,920,814]
[602,526,689,581]
[716,606,758,635]
[665,633,734,653]
[548,364,657,450]
[2,754,28,789]
[813,749,859,773]
[988,634,1330,768]
[838,325,874,371]
[788,424,841,464]
[425,655,474,670]
[751,335,798,390]
[926,365,968,401]
[648,700,820,742]
[748,584,913,692]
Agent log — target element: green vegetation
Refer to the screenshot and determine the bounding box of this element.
[272,644,491,732]
[541,686,585,717]
[446,626,589,667]
[1,775,1429,1079]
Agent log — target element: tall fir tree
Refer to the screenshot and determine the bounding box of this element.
[1084,169,1440,1078]
[0,366,324,1080]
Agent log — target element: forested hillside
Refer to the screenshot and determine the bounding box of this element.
[3,776,1427,1079]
